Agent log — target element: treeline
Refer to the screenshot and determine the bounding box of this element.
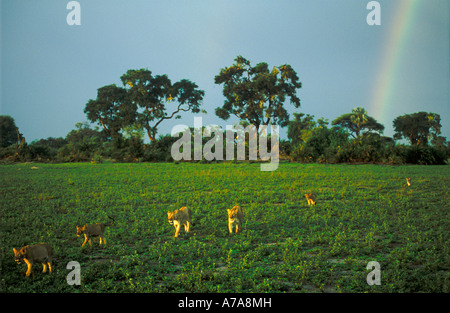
[1,56,449,165]
[1,109,449,165]
[0,119,174,163]
[286,110,449,165]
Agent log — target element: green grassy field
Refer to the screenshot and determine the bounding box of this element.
[1,162,449,293]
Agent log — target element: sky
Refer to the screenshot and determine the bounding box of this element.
[1,0,449,143]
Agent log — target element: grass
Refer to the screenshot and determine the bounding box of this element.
[1,162,449,293]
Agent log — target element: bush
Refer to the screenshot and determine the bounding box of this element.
[403,145,447,165]
[143,147,166,162]
[290,144,315,163]
[336,133,393,163]
[143,135,179,162]
[290,126,348,163]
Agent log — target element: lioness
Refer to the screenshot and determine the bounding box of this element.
[227,205,243,234]
[167,206,191,238]
[305,193,316,206]
[13,243,53,277]
[76,216,114,247]
[406,177,411,186]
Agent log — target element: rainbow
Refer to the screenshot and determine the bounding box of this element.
[369,0,422,123]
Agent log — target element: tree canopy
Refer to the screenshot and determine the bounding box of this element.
[84,84,135,138]
[214,56,302,131]
[332,107,384,138]
[287,113,318,147]
[0,115,23,148]
[120,69,205,142]
[393,112,442,146]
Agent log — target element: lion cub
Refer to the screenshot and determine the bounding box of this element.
[227,205,243,234]
[76,216,114,247]
[167,206,191,238]
[13,243,53,277]
[406,177,411,186]
[305,193,316,206]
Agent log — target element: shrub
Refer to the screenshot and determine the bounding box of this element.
[403,145,447,165]
[336,133,393,163]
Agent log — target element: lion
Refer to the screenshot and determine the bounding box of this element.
[227,205,243,234]
[406,177,411,186]
[167,206,191,238]
[305,193,316,206]
[76,216,114,247]
[13,243,53,277]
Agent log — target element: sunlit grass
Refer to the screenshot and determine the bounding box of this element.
[1,162,448,292]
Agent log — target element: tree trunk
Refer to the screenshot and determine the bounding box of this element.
[146,127,155,142]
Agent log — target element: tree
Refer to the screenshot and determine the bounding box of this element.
[287,113,316,147]
[393,112,442,146]
[29,137,67,161]
[0,115,23,148]
[290,117,348,163]
[214,56,302,131]
[58,122,108,162]
[84,84,135,138]
[332,107,384,138]
[120,69,205,142]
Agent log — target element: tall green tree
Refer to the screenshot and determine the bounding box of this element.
[120,69,204,142]
[287,113,316,147]
[0,115,23,148]
[393,112,442,146]
[214,56,302,131]
[84,84,135,138]
[332,107,384,138]
[57,122,108,161]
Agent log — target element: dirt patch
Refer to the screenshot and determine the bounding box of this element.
[302,284,337,293]
[328,258,346,264]
[89,254,120,264]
